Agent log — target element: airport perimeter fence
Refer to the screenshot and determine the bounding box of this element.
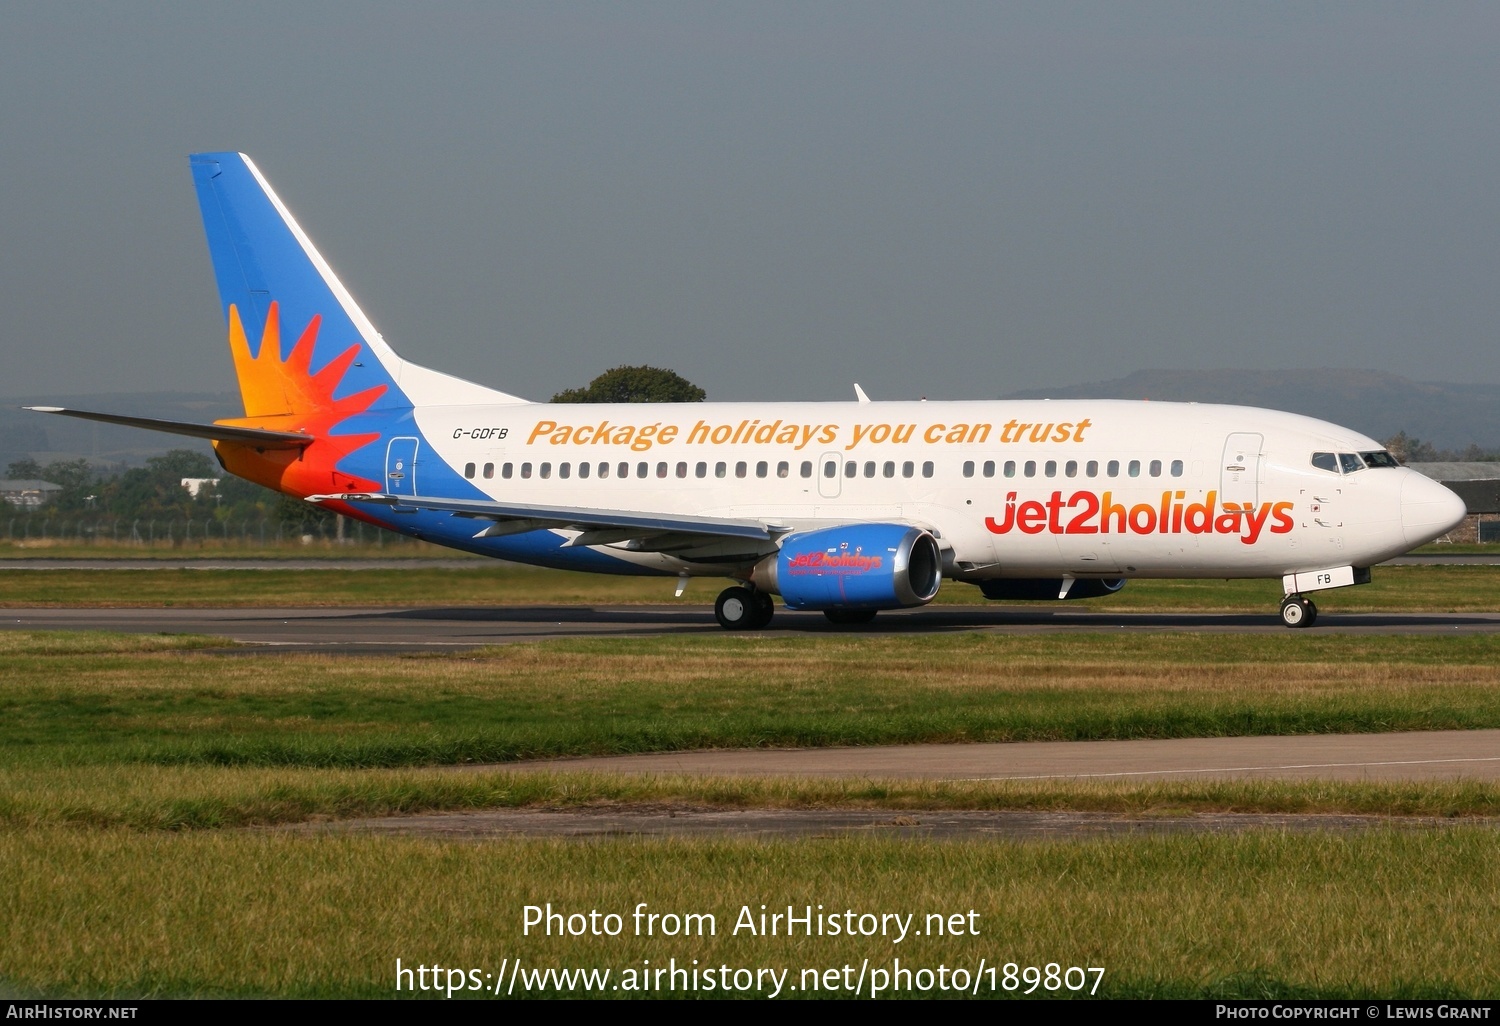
[2,516,418,548]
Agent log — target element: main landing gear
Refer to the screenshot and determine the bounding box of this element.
[1279,594,1318,629]
[715,586,774,630]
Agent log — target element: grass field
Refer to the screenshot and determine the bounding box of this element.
[4,828,1497,998]
[4,631,1500,772]
[3,561,1498,999]
[2,563,1500,610]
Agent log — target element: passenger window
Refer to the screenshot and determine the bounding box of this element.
[1339,453,1365,474]
[736,462,748,478]
[1311,452,1338,473]
[618,462,630,479]
[963,460,975,478]
[756,461,768,478]
[637,462,648,478]
[578,462,589,479]
[483,463,494,479]
[657,462,669,479]
[464,462,476,479]
[902,461,914,478]
[1107,460,1119,477]
[983,460,995,478]
[695,462,707,478]
[882,461,895,478]
[801,461,813,478]
[922,461,934,478]
[778,461,790,478]
[864,462,876,478]
[1024,461,1036,478]
[1128,460,1141,478]
[1170,460,1183,477]
[559,463,570,479]
[520,462,532,479]
[1149,459,1161,477]
[845,461,857,478]
[1045,460,1057,478]
[823,460,837,478]
[1065,460,1078,478]
[540,462,552,479]
[676,462,688,478]
[1004,461,1016,478]
[1086,460,1098,478]
[598,462,609,479]
[502,463,513,479]
[716,462,728,479]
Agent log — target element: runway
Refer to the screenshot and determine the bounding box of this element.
[4,603,1500,649]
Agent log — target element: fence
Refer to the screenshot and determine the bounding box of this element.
[2,516,416,548]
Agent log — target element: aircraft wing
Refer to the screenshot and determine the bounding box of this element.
[322,492,784,552]
[25,407,311,449]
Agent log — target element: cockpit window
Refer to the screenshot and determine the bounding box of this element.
[1360,450,1400,469]
[1339,453,1366,474]
[1311,452,1338,473]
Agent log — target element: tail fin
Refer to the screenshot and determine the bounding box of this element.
[189,152,526,413]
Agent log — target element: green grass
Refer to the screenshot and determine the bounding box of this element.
[4,631,1500,771]
[6,764,1500,831]
[1,563,1499,610]
[3,827,1496,998]
[4,629,1500,999]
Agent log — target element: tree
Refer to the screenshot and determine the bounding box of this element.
[6,458,43,480]
[551,365,706,404]
[1382,431,1440,465]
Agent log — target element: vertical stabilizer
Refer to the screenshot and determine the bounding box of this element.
[190,152,527,411]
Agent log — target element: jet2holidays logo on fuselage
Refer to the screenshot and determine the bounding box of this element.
[986,490,1295,545]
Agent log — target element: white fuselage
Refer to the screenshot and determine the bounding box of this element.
[408,398,1460,582]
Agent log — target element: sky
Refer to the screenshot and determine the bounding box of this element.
[2,2,1498,403]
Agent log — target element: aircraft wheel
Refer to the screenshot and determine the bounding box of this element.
[715,587,760,630]
[1279,595,1316,629]
[824,608,878,625]
[749,591,775,629]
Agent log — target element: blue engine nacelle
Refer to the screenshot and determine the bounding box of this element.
[978,578,1127,601]
[752,523,943,611]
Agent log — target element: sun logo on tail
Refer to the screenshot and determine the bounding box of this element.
[214,302,388,496]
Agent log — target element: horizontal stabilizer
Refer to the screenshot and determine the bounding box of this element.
[314,492,779,543]
[25,407,312,449]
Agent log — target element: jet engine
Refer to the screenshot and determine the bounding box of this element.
[752,523,942,610]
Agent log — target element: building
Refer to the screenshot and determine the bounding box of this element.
[0,479,63,509]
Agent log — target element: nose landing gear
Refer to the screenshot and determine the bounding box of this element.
[1279,594,1318,628]
[715,586,775,630]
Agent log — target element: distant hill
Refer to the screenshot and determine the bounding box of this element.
[0,391,240,471]
[1001,370,1500,452]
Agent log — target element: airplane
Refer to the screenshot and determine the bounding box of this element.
[30,152,1468,630]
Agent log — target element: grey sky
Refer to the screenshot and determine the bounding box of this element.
[2,2,1497,403]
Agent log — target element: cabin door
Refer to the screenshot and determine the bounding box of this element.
[385,437,420,498]
[1220,433,1262,509]
[817,451,842,498]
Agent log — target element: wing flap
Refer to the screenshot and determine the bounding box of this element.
[321,492,778,545]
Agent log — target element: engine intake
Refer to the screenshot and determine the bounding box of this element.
[754,523,942,611]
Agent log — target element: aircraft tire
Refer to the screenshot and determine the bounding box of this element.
[824,608,878,626]
[749,591,775,629]
[715,587,760,630]
[1279,595,1316,629]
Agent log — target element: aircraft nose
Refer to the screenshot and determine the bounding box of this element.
[1401,471,1468,547]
